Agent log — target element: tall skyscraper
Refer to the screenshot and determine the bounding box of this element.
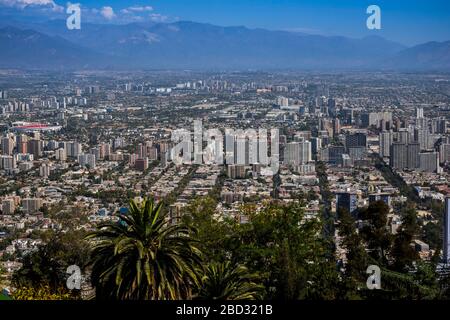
[361,111,392,129]
[328,98,336,117]
[277,97,289,107]
[346,132,367,149]
[379,131,392,158]
[395,129,410,144]
[419,151,440,173]
[284,141,311,166]
[78,154,96,169]
[416,107,424,119]
[390,143,408,170]
[1,136,14,155]
[407,143,420,169]
[27,139,42,159]
[431,117,447,134]
[444,198,450,265]
[414,127,429,150]
[439,143,450,164]
[17,135,28,154]
[311,137,322,156]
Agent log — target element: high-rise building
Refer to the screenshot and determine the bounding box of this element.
[346,132,367,148]
[379,131,392,158]
[336,192,358,216]
[311,137,322,156]
[277,97,289,107]
[341,109,354,126]
[395,129,410,144]
[90,147,100,161]
[135,157,149,171]
[328,98,336,117]
[227,164,246,179]
[361,112,392,129]
[439,144,450,164]
[283,141,311,166]
[2,199,16,215]
[100,143,111,159]
[56,148,67,161]
[27,139,42,159]
[137,143,146,159]
[66,142,82,158]
[414,127,429,150]
[369,193,391,207]
[431,117,447,134]
[390,142,420,170]
[416,107,424,119]
[1,136,14,155]
[348,147,366,161]
[345,133,367,156]
[39,164,51,178]
[16,134,28,154]
[333,118,341,136]
[407,143,420,169]
[22,198,43,214]
[147,147,158,161]
[444,198,450,265]
[419,151,440,173]
[390,143,408,170]
[321,146,346,166]
[78,154,96,169]
[0,155,16,170]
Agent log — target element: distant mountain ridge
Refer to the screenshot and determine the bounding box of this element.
[385,41,450,70]
[0,26,114,69]
[0,20,448,71]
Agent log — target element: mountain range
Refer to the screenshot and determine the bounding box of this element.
[0,20,449,71]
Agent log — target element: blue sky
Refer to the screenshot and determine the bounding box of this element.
[1,0,450,45]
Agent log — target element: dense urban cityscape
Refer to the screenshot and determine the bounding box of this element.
[0,70,449,300]
[0,0,450,309]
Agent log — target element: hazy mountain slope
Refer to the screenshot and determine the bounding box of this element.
[0,26,114,69]
[384,41,450,70]
[0,20,448,70]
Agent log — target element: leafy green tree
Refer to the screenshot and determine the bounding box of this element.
[86,198,203,300]
[182,197,235,262]
[196,262,263,300]
[359,201,392,264]
[391,203,419,272]
[413,262,439,299]
[12,285,72,300]
[337,208,368,299]
[423,222,441,251]
[231,201,341,300]
[12,230,89,297]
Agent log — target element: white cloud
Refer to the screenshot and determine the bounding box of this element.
[100,6,115,20]
[0,0,63,11]
[149,13,168,22]
[129,5,153,12]
[121,5,153,15]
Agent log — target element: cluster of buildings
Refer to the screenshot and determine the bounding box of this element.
[0,71,449,292]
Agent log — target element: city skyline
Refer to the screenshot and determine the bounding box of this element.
[1,0,450,306]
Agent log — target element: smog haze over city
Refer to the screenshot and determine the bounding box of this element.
[1,0,450,315]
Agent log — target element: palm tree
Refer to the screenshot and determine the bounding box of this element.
[86,198,203,300]
[196,262,264,300]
